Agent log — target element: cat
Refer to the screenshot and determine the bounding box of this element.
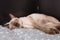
[4,13,60,34]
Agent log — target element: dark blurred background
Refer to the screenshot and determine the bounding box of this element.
[0,0,60,25]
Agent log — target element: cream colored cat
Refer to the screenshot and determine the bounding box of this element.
[4,13,60,34]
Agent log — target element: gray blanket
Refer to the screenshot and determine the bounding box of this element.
[0,25,60,40]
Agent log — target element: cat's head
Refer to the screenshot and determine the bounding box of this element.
[4,14,20,29]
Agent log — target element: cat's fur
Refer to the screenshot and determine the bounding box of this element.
[4,13,60,34]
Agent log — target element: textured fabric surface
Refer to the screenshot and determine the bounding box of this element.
[0,25,60,40]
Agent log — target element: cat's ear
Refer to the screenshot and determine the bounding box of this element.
[4,22,10,26]
[9,14,16,19]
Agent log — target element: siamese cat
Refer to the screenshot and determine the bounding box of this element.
[4,13,60,34]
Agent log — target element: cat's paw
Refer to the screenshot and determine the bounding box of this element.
[44,28,59,34]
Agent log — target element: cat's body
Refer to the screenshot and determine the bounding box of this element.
[4,13,60,34]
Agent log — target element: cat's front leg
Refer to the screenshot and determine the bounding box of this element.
[22,25,35,29]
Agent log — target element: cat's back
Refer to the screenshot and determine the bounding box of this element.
[27,13,47,20]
